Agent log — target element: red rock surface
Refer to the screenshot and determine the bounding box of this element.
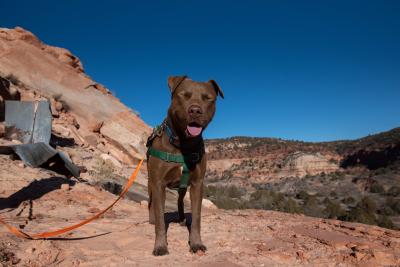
[0,154,399,266]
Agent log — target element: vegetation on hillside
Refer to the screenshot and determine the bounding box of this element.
[206,127,400,163]
[204,127,400,230]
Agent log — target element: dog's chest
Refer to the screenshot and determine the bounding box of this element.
[165,165,185,189]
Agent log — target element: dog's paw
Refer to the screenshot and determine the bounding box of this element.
[190,243,207,253]
[152,246,169,256]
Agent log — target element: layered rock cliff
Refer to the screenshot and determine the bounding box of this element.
[0,27,151,163]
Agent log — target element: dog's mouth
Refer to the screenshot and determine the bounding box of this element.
[186,122,203,137]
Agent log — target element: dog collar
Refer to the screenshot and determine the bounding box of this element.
[145,119,205,166]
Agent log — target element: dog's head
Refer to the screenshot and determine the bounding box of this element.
[167,75,224,138]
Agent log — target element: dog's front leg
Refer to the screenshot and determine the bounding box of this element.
[178,188,187,225]
[151,181,168,256]
[189,179,207,253]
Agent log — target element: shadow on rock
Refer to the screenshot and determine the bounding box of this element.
[0,176,75,210]
[340,143,400,170]
[164,211,192,232]
[50,133,76,147]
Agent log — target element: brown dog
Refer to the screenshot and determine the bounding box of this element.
[146,75,223,256]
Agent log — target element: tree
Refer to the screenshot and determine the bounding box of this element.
[370,183,385,194]
[323,198,345,219]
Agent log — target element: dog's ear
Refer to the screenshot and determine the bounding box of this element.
[208,80,224,99]
[168,75,188,95]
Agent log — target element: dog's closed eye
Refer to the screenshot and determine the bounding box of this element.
[179,91,192,99]
[202,93,215,102]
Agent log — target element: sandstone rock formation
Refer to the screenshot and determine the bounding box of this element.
[0,27,151,163]
[206,138,342,184]
[277,152,339,178]
[206,129,400,184]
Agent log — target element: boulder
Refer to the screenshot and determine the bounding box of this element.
[100,153,122,169]
[52,124,71,137]
[84,134,99,147]
[89,120,103,133]
[100,111,150,162]
[202,198,218,209]
[104,142,134,165]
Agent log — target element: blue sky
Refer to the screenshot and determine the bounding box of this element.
[2,1,400,141]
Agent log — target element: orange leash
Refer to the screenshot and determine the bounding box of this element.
[0,159,143,239]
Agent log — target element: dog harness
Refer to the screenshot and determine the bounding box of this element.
[146,120,193,189]
[147,146,190,189]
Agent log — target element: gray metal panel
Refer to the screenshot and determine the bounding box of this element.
[5,101,35,143]
[12,143,58,167]
[5,100,52,144]
[8,143,80,178]
[3,100,80,178]
[32,101,52,144]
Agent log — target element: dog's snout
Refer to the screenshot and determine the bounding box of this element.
[188,105,203,116]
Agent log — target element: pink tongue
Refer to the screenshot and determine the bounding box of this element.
[187,126,202,136]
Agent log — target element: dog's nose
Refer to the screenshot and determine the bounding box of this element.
[188,105,203,115]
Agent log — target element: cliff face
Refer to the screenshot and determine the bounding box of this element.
[205,128,400,183]
[206,138,341,184]
[278,152,339,178]
[0,27,151,163]
[204,130,400,230]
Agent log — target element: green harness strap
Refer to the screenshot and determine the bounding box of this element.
[147,146,190,189]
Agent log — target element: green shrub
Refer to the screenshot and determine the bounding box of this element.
[370,183,385,194]
[250,189,276,210]
[205,185,247,209]
[358,196,377,213]
[226,185,245,198]
[323,198,345,219]
[346,197,377,225]
[381,206,395,216]
[377,215,394,229]
[373,168,388,175]
[203,185,216,198]
[304,194,318,206]
[296,190,310,200]
[385,197,400,215]
[248,189,302,214]
[302,195,323,217]
[214,196,241,209]
[350,208,376,225]
[329,191,338,198]
[387,186,400,197]
[281,198,303,214]
[342,196,355,204]
[204,185,245,199]
[92,158,115,181]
